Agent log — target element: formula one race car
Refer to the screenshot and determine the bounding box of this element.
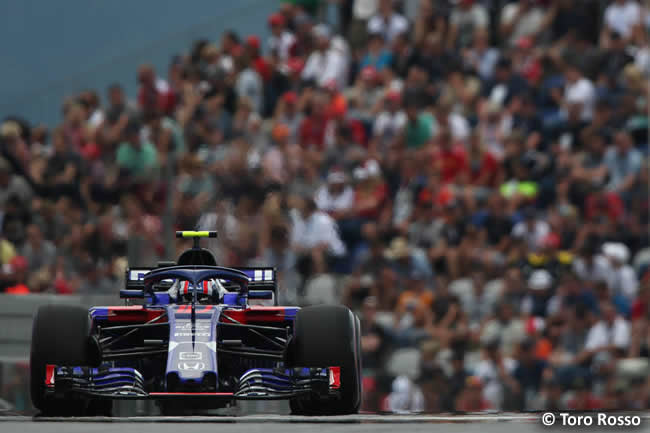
[30,231,361,416]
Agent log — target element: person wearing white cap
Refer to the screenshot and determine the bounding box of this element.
[521,269,553,317]
[301,24,349,89]
[314,170,354,218]
[602,242,638,301]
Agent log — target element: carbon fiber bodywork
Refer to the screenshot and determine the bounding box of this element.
[42,266,342,405]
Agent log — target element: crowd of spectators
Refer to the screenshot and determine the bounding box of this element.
[1,0,650,414]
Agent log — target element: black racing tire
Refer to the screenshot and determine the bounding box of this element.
[288,305,361,415]
[30,304,95,415]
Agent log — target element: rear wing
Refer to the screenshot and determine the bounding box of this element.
[123,266,278,304]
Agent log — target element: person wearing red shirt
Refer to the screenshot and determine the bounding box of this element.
[5,255,29,295]
[630,282,650,321]
[324,80,347,120]
[137,64,176,116]
[567,380,603,411]
[585,191,625,224]
[467,133,500,187]
[417,173,455,208]
[353,160,388,220]
[433,127,469,184]
[454,376,492,412]
[299,90,330,150]
[245,36,272,82]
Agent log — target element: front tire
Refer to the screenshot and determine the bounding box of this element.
[288,305,361,415]
[30,305,95,415]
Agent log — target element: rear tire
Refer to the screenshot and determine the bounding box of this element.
[288,305,361,415]
[30,305,95,415]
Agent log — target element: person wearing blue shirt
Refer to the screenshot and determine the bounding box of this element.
[360,32,393,71]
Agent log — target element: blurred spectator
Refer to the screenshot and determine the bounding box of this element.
[103,83,135,146]
[42,127,84,201]
[500,0,546,47]
[521,269,553,317]
[602,0,641,45]
[512,339,549,410]
[302,24,349,89]
[567,377,604,410]
[580,301,630,364]
[373,90,406,146]
[604,130,642,193]
[463,29,500,81]
[385,375,425,413]
[345,66,383,122]
[394,270,434,328]
[448,0,489,50]
[273,91,304,141]
[445,351,469,411]
[455,376,491,412]
[267,12,296,62]
[481,301,526,357]
[529,376,565,411]
[263,123,302,186]
[348,0,378,49]
[404,93,435,149]
[116,119,158,179]
[474,337,518,411]
[367,0,408,43]
[385,237,432,281]
[245,36,272,83]
[290,196,346,258]
[234,56,264,114]
[360,32,393,71]
[360,295,389,370]
[512,208,550,252]
[561,60,596,122]
[81,90,104,130]
[5,256,29,295]
[137,64,176,116]
[21,224,56,274]
[315,170,355,216]
[0,157,31,207]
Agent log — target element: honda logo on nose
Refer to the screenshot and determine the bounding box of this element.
[179,352,202,360]
[178,362,205,370]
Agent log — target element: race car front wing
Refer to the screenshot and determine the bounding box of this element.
[44,365,340,401]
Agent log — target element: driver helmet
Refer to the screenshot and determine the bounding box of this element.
[168,278,226,303]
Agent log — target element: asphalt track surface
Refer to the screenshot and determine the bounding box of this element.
[3,414,647,433]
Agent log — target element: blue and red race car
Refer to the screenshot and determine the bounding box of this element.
[30,231,361,415]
